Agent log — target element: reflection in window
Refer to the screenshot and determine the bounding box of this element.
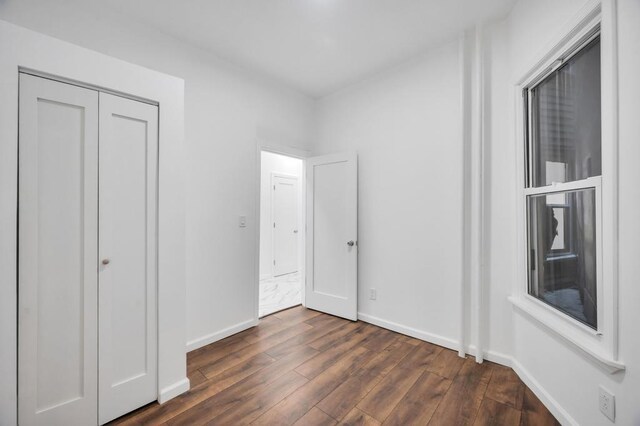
[529,37,601,188]
[527,189,597,329]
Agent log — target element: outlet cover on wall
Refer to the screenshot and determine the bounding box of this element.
[239,215,247,228]
[369,288,376,300]
[599,385,615,422]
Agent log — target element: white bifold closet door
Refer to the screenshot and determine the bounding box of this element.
[18,74,158,426]
[18,73,100,426]
[98,92,158,425]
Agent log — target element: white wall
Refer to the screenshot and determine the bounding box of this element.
[259,151,303,279]
[485,0,640,424]
[0,0,315,351]
[314,41,465,350]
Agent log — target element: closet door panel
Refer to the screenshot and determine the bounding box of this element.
[98,93,158,424]
[18,74,99,425]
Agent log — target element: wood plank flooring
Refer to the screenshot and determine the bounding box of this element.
[109,306,559,426]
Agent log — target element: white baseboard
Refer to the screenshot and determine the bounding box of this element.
[158,377,190,404]
[466,344,513,367]
[512,358,578,426]
[357,312,514,368]
[357,312,461,352]
[186,318,258,352]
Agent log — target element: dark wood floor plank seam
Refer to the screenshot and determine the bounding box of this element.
[316,338,416,421]
[313,405,340,422]
[356,343,443,422]
[382,371,453,425]
[251,346,376,425]
[199,322,314,378]
[264,316,348,360]
[307,320,365,351]
[166,346,319,425]
[294,325,380,379]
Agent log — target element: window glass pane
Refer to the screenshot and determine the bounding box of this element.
[530,37,601,187]
[527,188,597,329]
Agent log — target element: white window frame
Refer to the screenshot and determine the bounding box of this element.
[509,0,624,373]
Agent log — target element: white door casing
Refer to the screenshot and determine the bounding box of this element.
[98,93,158,424]
[18,74,99,425]
[272,174,299,277]
[305,152,358,321]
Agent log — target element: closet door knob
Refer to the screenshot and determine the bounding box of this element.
[102,259,110,265]
[347,240,355,247]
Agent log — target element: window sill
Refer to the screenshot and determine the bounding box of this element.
[508,295,625,374]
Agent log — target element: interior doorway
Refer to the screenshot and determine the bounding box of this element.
[258,150,305,317]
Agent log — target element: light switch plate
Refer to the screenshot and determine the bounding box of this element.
[599,385,615,422]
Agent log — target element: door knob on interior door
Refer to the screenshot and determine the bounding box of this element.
[102,259,110,265]
[347,240,355,247]
[293,229,298,233]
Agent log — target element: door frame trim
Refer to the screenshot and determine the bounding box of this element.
[255,141,309,321]
[19,67,160,106]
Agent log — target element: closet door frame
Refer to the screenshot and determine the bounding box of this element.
[0,23,188,425]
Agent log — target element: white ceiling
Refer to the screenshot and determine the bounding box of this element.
[12,0,518,97]
[97,0,517,96]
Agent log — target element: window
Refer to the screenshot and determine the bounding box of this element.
[513,4,623,372]
[523,34,601,330]
[527,188,598,328]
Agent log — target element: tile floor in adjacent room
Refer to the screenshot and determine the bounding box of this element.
[259,272,302,318]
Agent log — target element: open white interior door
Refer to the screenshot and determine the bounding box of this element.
[305,152,358,321]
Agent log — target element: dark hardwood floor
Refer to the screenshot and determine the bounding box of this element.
[110,306,559,425]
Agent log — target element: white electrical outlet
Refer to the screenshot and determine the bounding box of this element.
[599,386,615,422]
[369,288,377,300]
[239,216,247,228]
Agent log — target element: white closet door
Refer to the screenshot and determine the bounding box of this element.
[98,93,158,424]
[273,174,299,276]
[18,74,99,425]
[305,153,358,321]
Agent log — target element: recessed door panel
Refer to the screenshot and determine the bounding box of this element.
[312,163,348,297]
[19,74,99,425]
[98,93,158,425]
